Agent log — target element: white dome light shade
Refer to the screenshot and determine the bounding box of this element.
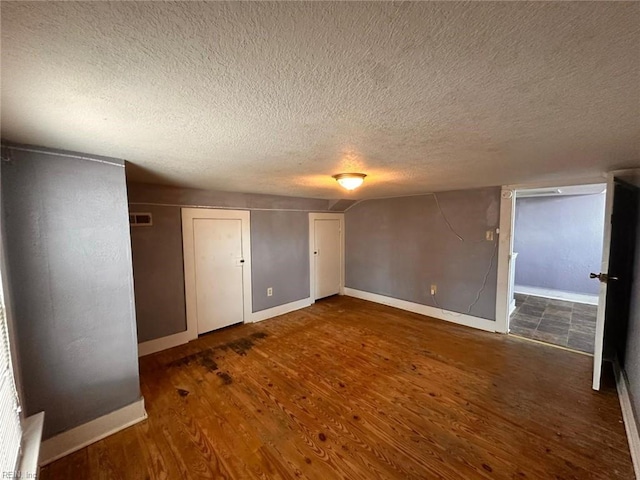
[333,173,367,190]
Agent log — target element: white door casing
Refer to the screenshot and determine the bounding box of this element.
[182,208,252,339]
[309,213,344,302]
[495,187,516,334]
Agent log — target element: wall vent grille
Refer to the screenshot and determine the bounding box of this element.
[129,213,153,227]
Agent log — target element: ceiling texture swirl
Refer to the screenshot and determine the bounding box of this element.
[1,1,639,198]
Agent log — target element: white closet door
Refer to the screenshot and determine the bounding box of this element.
[193,218,244,333]
[314,219,341,299]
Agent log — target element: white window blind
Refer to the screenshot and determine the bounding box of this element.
[0,282,22,476]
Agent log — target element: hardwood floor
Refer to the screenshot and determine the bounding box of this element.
[41,296,634,479]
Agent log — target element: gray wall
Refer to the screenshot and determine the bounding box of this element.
[345,187,500,320]
[625,188,640,431]
[128,182,322,342]
[129,205,187,342]
[251,211,309,312]
[127,182,331,211]
[1,146,141,439]
[514,194,605,295]
[0,150,24,405]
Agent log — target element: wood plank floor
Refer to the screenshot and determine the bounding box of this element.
[41,296,634,479]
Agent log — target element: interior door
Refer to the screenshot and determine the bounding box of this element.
[603,181,639,364]
[592,177,640,389]
[314,219,341,299]
[193,218,244,334]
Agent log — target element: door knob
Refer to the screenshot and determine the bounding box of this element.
[590,272,618,283]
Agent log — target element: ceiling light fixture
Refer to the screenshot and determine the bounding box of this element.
[333,173,367,191]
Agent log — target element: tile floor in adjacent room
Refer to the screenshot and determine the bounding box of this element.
[509,294,597,354]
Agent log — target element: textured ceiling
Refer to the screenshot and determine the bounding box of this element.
[1,2,639,199]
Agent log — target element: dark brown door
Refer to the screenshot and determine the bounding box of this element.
[602,179,639,366]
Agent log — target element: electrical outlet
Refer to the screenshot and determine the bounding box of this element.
[267,287,273,297]
[430,284,437,295]
[486,230,494,241]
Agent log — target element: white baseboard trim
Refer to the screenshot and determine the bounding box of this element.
[250,297,312,323]
[138,298,312,357]
[138,330,193,357]
[344,288,496,333]
[514,285,598,305]
[19,412,45,477]
[509,299,517,315]
[613,360,640,479]
[39,397,147,467]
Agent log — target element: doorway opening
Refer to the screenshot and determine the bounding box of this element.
[507,184,606,354]
[496,169,640,391]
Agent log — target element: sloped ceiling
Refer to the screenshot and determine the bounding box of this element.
[1,1,638,199]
